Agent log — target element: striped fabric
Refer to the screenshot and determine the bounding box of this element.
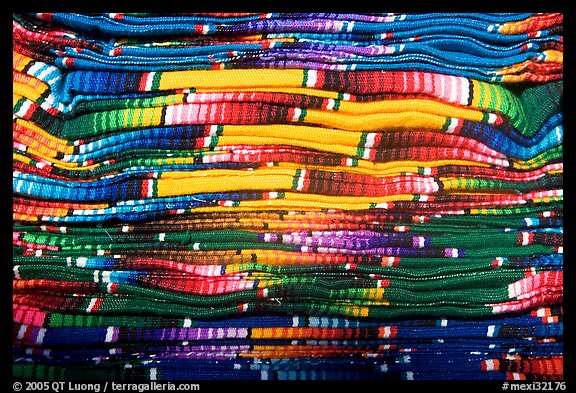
[13,13,563,381]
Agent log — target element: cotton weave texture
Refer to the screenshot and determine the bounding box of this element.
[13,12,563,380]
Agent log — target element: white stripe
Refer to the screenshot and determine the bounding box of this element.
[405,372,414,380]
[86,298,98,312]
[513,372,521,380]
[13,266,21,280]
[202,25,209,34]
[485,359,495,371]
[488,113,498,124]
[297,170,307,191]
[159,233,166,242]
[292,107,302,121]
[105,327,116,343]
[107,283,114,293]
[15,180,24,194]
[102,271,111,283]
[261,371,268,380]
[292,316,299,327]
[362,148,372,160]
[262,288,269,298]
[145,72,156,91]
[183,317,192,328]
[27,62,44,76]
[418,237,425,248]
[306,70,318,88]
[487,325,495,337]
[97,249,105,256]
[122,225,129,233]
[326,99,335,110]
[37,66,53,81]
[16,100,33,117]
[536,308,546,317]
[193,243,200,251]
[521,232,530,246]
[268,192,278,199]
[383,326,391,338]
[451,248,459,258]
[557,246,563,254]
[419,195,429,202]
[524,218,534,226]
[164,105,174,125]
[146,368,157,380]
[346,21,355,32]
[17,325,27,340]
[94,270,100,282]
[441,318,448,327]
[555,126,562,143]
[364,133,377,148]
[446,118,459,134]
[210,125,219,136]
[36,328,46,344]
[77,257,87,267]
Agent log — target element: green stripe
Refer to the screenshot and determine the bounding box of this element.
[302,69,308,87]
[332,99,341,111]
[151,72,162,91]
[291,169,302,190]
[356,132,368,158]
[152,179,158,197]
[440,117,452,132]
[13,97,26,114]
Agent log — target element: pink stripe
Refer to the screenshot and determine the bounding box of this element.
[219,102,227,123]
[423,73,433,95]
[438,74,446,101]
[414,72,421,93]
[208,101,216,123]
[198,103,208,123]
[453,75,462,104]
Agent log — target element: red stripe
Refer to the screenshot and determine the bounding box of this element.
[138,73,151,91]
[90,297,104,312]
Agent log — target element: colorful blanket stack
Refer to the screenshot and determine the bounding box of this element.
[13,13,563,380]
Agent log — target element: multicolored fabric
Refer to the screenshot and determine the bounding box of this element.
[13,12,563,381]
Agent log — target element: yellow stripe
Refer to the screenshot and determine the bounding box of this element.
[156,168,297,196]
[190,193,415,213]
[158,69,305,90]
[195,86,342,99]
[336,99,485,122]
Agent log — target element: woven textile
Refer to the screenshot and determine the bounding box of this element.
[13,13,563,381]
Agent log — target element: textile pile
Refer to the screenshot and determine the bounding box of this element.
[13,13,563,380]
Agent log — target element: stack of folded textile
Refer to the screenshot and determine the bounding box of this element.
[13,13,563,380]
